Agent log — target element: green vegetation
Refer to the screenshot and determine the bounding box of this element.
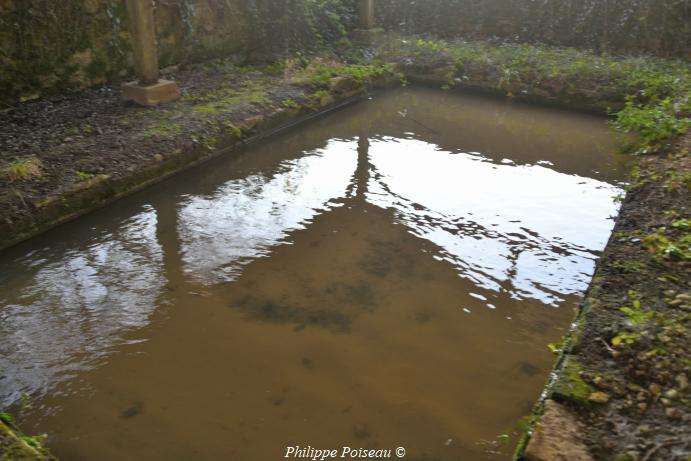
[141,120,183,139]
[281,98,299,108]
[64,126,80,136]
[611,331,640,347]
[476,414,536,458]
[0,16,689,461]
[625,165,661,191]
[0,0,357,104]
[619,290,654,325]
[547,336,567,354]
[379,36,690,153]
[224,123,245,140]
[308,89,334,107]
[75,171,93,180]
[19,435,47,450]
[287,58,395,87]
[376,0,689,58]
[615,97,689,153]
[643,227,691,261]
[0,410,54,459]
[189,81,270,114]
[0,412,13,426]
[511,415,538,460]
[2,158,43,182]
[413,38,449,54]
[189,134,219,151]
[612,258,648,274]
[664,168,691,192]
[671,218,691,231]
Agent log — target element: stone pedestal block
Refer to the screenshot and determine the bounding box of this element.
[122,79,180,106]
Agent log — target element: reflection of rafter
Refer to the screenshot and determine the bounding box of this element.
[345,134,373,201]
[153,199,187,295]
[403,208,595,300]
[355,135,370,200]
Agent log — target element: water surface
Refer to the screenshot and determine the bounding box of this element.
[0,88,629,460]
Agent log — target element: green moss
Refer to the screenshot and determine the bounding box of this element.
[0,418,54,460]
[0,413,13,426]
[233,127,245,139]
[552,357,594,404]
[511,424,533,461]
[547,335,568,354]
[141,121,183,139]
[190,82,269,114]
[308,89,333,107]
[281,98,299,108]
[75,171,93,181]
[18,435,46,451]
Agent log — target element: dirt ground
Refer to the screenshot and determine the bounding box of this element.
[0,60,334,249]
[562,136,690,461]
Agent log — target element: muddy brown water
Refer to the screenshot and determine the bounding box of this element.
[0,88,630,460]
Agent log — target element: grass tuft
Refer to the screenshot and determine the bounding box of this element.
[2,157,43,182]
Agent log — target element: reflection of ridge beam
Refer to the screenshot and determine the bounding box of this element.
[381,188,598,261]
[153,201,186,294]
[356,135,370,199]
[345,135,372,201]
[367,168,599,303]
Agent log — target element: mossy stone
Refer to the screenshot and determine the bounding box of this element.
[552,355,595,405]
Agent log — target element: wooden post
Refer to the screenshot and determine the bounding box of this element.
[122,0,180,105]
[125,0,160,84]
[359,0,374,29]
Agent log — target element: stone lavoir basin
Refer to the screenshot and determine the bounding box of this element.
[0,87,630,460]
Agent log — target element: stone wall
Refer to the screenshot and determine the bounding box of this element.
[0,0,357,103]
[1,0,688,104]
[375,0,691,58]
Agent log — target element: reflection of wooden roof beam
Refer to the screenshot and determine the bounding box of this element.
[122,0,180,106]
[354,135,371,199]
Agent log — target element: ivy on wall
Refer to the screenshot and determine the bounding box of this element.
[375,0,690,58]
[0,0,130,101]
[0,0,688,103]
[0,0,356,103]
